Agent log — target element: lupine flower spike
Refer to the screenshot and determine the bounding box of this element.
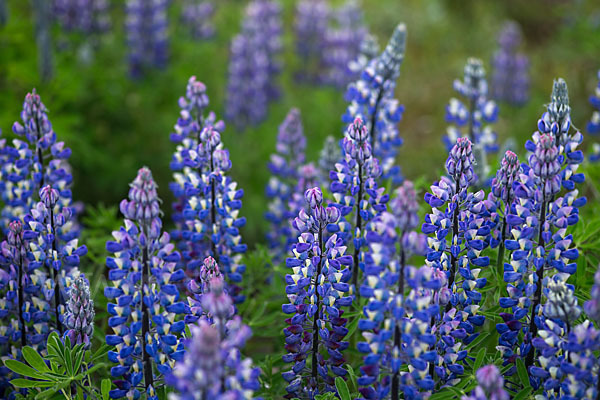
[265,109,307,263]
[168,256,260,398]
[587,70,600,162]
[445,58,498,184]
[2,90,79,238]
[497,80,586,380]
[105,167,187,399]
[491,21,529,105]
[64,276,94,349]
[344,23,406,185]
[181,0,215,39]
[169,77,247,303]
[294,0,330,84]
[322,0,367,88]
[423,137,493,385]
[358,211,439,399]
[489,150,519,289]
[225,0,282,130]
[125,0,169,77]
[329,117,388,289]
[282,187,353,398]
[53,0,110,36]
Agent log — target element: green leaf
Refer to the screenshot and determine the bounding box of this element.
[101,379,111,400]
[465,332,490,350]
[429,388,458,400]
[335,377,350,400]
[22,347,51,373]
[473,347,486,372]
[4,359,48,380]
[72,345,85,374]
[10,379,54,388]
[516,359,531,389]
[513,387,533,400]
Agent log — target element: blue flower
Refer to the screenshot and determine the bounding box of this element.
[444,58,498,183]
[343,23,406,185]
[169,78,247,304]
[491,21,529,105]
[225,0,282,131]
[462,365,509,400]
[105,167,187,399]
[329,117,389,289]
[282,187,353,399]
[265,109,308,263]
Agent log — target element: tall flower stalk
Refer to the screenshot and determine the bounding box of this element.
[491,21,529,105]
[282,187,353,399]
[497,80,585,378]
[125,0,169,77]
[344,23,406,185]
[444,58,498,184]
[265,109,307,263]
[423,137,493,385]
[357,211,439,399]
[294,0,330,84]
[225,0,282,130]
[105,167,187,399]
[169,77,247,303]
[329,118,388,290]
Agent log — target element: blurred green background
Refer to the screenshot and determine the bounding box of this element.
[1,0,599,247]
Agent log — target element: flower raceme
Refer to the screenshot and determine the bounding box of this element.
[343,23,406,185]
[105,167,187,400]
[169,77,247,304]
[329,117,388,290]
[282,187,353,399]
[491,21,529,105]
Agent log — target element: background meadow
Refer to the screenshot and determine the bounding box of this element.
[1,0,600,399]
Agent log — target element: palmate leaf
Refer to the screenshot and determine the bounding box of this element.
[21,347,51,374]
[4,359,49,381]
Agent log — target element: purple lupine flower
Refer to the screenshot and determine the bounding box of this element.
[294,0,330,84]
[225,0,282,131]
[53,0,110,35]
[105,167,187,400]
[489,150,519,289]
[422,137,494,385]
[181,0,214,39]
[265,109,307,262]
[462,365,509,400]
[3,90,79,239]
[168,316,260,399]
[125,0,168,77]
[445,58,498,184]
[169,78,247,303]
[321,0,366,88]
[357,212,438,399]
[491,21,529,105]
[348,33,379,79]
[32,0,53,81]
[498,81,586,376]
[329,117,389,290]
[64,276,94,349]
[587,70,600,162]
[282,187,352,398]
[344,23,406,185]
[531,279,599,398]
[584,265,600,323]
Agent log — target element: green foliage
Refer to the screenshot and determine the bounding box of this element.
[5,332,109,400]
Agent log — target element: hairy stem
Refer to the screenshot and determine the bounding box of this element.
[17,249,26,348]
[49,207,63,334]
[140,229,154,390]
[352,162,364,291]
[209,152,220,264]
[445,180,461,313]
[368,88,384,154]
[391,243,406,400]
[525,200,547,369]
[496,214,507,288]
[311,227,324,384]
